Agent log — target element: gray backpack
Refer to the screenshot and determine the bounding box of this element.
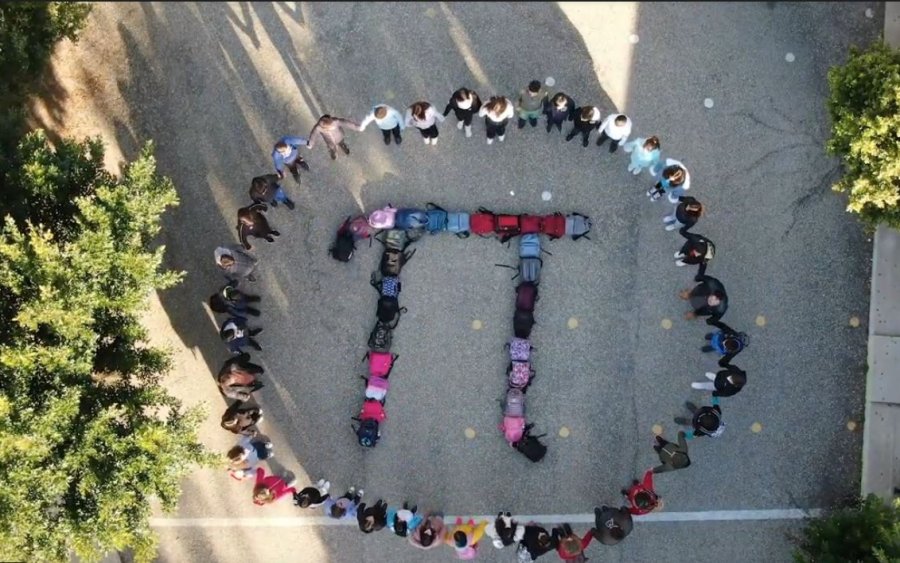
[381,229,408,251]
[503,388,526,417]
[565,212,592,241]
[496,258,542,284]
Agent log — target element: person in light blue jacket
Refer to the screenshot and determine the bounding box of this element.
[323,486,363,520]
[386,502,423,537]
[271,136,310,181]
[360,104,405,146]
[622,135,660,175]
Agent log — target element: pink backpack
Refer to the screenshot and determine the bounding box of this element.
[368,205,397,229]
[367,351,396,378]
[500,415,526,445]
[360,398,386,422]
[348,215,372,241]
[507,361,533,389]
[508,337,532,362]
[365,376,390,402]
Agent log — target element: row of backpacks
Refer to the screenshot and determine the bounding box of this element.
[330,204,593,263]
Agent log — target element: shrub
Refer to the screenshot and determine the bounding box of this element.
[793,495,900,563]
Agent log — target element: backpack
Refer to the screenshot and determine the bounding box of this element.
[496,258,542,283]
[376,296,405,326]
[447,212,471,237]
[425,202,449,234]
[395,208,429,231]
[513,309,535,339]
[520,214,542,234]
[507,361,534,390]
[500,415,526,445]
[380,248,415,277]
[381,276,401,298]
[381,229,409,251]
[470,211,496,236]
[368,321,393,352]
[516,424,548,462]
[519,234,542,259]
[330,217,356,262]
[565,213,592,241]
[353,418,381,448]
[540,213,567,239]
[496,214,521,242]
[368,205,398,229]
[507,337,532,362]
[348,215,373,241]
[503,387,526,417]
[364,376,390,402]
[515,282,539,313]
[365,351,398,378]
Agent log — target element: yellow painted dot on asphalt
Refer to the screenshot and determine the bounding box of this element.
[472,319,483,330]
[464,428,476,439]
[425,7,436,17]
[559,426,570,438]
[652,424,663,436]
[755,315,767,327]
[849,316,861,328]
[751,422,763,433]
[661,318,673,330]
[567,317,579,329]
[384,90,395,100]
[847,420,858,431]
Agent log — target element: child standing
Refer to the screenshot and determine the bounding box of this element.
[663,195,703,232]
[219,316,262,354]
[517,80,549,129]
[307,114,361,160]
[409,512,446,550]
[519,524,558,561]
[360,104,405,145]
[271,136,310,182]
[703,319,749,365]
[252,468,296,506]
[565,106,602,147]
[357,498,389,533]
[596,113,632,153]
[236,203,279,251]
[592,506,633,546]
[623,136,661,175]
[293,479,331,509]
[443,88,482,138]
[214,245,259,283]
[406,101,445,145]
[209,280,261,318]
[478,96,515,144]
[220,402,262,436]
[551,523,593,561]
[652,431,691,474]
[249,174,295,210]
[323,486,364,520]
[691,365,747,398]
[622,469,661,515]
[387,502,422,537]
[674,398,725,439]
[675,231,715,276]
[648,159,691,204]
[446,517,488,560]
[226,436,273,481]
[679,274,728,323]
[543,92,576,133]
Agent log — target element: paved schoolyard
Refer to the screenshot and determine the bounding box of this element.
[37,2,881,561]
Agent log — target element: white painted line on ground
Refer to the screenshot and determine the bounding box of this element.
[149,508,822,528]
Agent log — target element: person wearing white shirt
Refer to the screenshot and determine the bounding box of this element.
[360,104,405,146]
[597,113,632,153]
[405,101,445,146]
[478,96,515,144]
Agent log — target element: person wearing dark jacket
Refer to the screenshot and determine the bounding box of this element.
[221,402,262,436]
[592,505,633,545]
[692,364,747,397]
[679,274,728,323]
[209,280,260,317]
[675,397,725,439]
[357,498,388,533]
[543,92,576,133]
[675,231,715,276]
[219,316,263,354]
[519,524,557,561]
[249,174,295,210]
[237,203,280,251]
[652,431,691,473]
[664,195,703,232]
[293,479,331,509]
[552,523,593,560]
[565,105,602,147]
[443,87,482,138]
[704,319,749,366]
[217,361,263,401]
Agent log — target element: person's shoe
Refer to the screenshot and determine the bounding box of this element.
[291,168,300,179]
[499,135,505,142]
[340,142,350,155]
[265,442,274,452]
[546,122,553,133]
[285,199,296,210]
[684,401,698,412]
[487,138,493,145]
[270,199,278,207]
[675,260,687,267]
[423,138,430,145]
[565,135,575,142]
[465,125,472,138]
[620,489,628,497]
[395,135,402,145]
[582,138,589,147]
[348,486,356,495]
[329,150,337,160]
[298,159,310,172]
[383,135,391,145]
[323,480,331,492]
[529,119,538,128]
[410,505,417,514]
[431,137,438,146]
[665,223,678,231]
[316,478,326,488]
[633,168,642,175]
[270,231,280,237]
[357,488,365,498]
[457,120,464,130]
[674,416,690,425]
[517,118,526,129]
[675,251,684,258]
[691,382,706,390]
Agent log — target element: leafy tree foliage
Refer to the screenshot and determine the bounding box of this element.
[0,133,212,563]
[827,43,900,229]
[794,495,900,563]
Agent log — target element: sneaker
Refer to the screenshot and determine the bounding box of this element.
[457,120,464,130]
[674,416,691,425]
[665,223,678,231]
[265,442,274,450]
[316,479,326,488]
[431,137,438,146]
[691,382,706,390]
[465,125,472,138]
[270,199,278,207]
[328,150,337,160]
[675,260,687,267]
[357,488,365,498]
[323,480,331,492]
[675,252,684,258]
[348,486,356,495]
[684,401,698,412]
[285,199,296,210]
[498,135,505,142]
[340,143,350,155]
[487,138,493,145]
[423,138,429,145]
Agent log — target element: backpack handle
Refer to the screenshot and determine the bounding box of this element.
[425,202,446,212]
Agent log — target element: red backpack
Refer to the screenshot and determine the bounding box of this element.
[470,211,496,235]
[539,213,567,239]
[519,215,542,234]
[495,214,521,240]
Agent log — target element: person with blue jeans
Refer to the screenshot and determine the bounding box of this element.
[271,136,310,181]
[249,174,295,210]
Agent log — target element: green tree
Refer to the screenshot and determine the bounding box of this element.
[827,42,900,229]
[794,495,900,563]
[0,133,213,563]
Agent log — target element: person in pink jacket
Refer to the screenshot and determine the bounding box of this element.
[252,468,296,506]
[409,512,446,550]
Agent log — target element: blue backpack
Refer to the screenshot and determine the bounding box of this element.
[447,212,470,237]
[371,273,401,297]
[395,208,429,231]
[519,234,541,259]
[425,203,449,234]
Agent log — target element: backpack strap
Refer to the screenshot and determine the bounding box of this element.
[571,233,591,241]
[403,248,417,263]
[455,231,471,239]
[541,248,554,256]
[426,202,446,212]
[370,272,382,292]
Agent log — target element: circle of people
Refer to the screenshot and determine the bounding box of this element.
[208,79,750,562]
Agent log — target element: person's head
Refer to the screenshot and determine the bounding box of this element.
[488,96,508,114]
[722,336,742,353]
[411,102,429,120]
[614,114,628,126]
[238,207,255,226]
[644,136,660,151]
[217,254,235,268]
[453,530,467,548]
[609,527,626,541]
[319,114,334,127]
[221,328,236,342]
[222,414,238,428]
[580,106,594,121]
[295,492,312,508]
[551,93,567,108]
[253,485,274,504]
[374,106,387,119]
[419,522,435,546]
[697,411,720,433]
[560,536,583,556]
[707,291,724,307]
[535,529,552,548]
[664,165,686,186]
[208,293,229,314]
[727,371,747,388]
[685,201,704,217]
[454,89,469,103]
[226,445,247,464]
[394,519,408,536]
[634,490,657,510]
[330,504,347,519]
[249,176,270,199]
[528,80,542,93]
[361,515,375,533]
[274,140,291,157]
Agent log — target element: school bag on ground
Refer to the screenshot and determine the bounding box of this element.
[496,257,542,283]
[363,376,390,402]
[371,273,401,297]
[352,399,386,448]
[513,309,535,339]
[368,321,393,352]
[364,351,398,378]
[564,212,592,241]
[348,215,373,242]
[381,229,409,251]
[376,296,405,326]
[508,361,534,390]
[519,214,542,234]
[395,208,429,231]
[519,234,542,259]
[507,337,533,362]
[470,209,496,236]
[368,205,397,229]
[380,248,416,277]
[515,282,538,312]
[495,214,521,242]
[540,213,567,240]
[447,211,471,237]
[503,387,526,417]
[330,217,356,262]
[425,202,449,234]
[500,415,526,445]
[515,424,548,462]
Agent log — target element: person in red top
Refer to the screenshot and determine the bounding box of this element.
[551,523,593,561]
[621,469,662,516]
[252,468,296,506]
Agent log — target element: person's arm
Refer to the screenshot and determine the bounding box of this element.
[676,430,688,452]
[706,318,730,331]
[566,98,576,120]
[404,109,414,128]
[580,532,594,551]
[433,107,445,123]
[641,469,654,491]
[502,102,515,121]
[356,504,367,528]
[306,126,319,149]
[696,261,708,278]
[442,100,454,117]
[477,105,488,117]
[472,93,482,112]
[651,462,674,474]
[706,312,724,325]
[620,120,632,144]
[338,117,361,131]
[254,467,265,487]
[281,135,307,147]
[598,114,613,134]
[238,224,251,250]
[471,520,488,544]
[359,111,376,131]
[694,273,712,283]
[249,203,267,213]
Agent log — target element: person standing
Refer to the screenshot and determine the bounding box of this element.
[293,479,331,509]
[249,174,295,210]
[409,512,447,550]
[679,274,728,323]
[622,469,661,515]
[648,159,691,204]
[237,203,280,251]
[478,96,515,144]
[406,101,445,145]
[675,397,725,439]
[565,106,602,147]
[517,80,549,129]
[591,506,633,546]
[623,136,661,175]
[357,498,389,533]
[271,136,310,182]
[551,523,593,561]
[252,468,296,506]
[387,502,422,537]
[691,365,747,398]
[543,92,576,133]
[663,195,703,232]
[703,319,749,365]
[445,517,488,559]
[219,316,263,354]
[443,88,482,138]
[652,431,691,473]
[217,360,263,401]
[675,231,715,276]
[226,435,273,481]
[360,104,405,145]
[518,524,558,561]
[209,280,260,317]
[220,402,262,436]
[323,486,364,520]
[307,114,361,160]
[214,244,259,283]
[596,113,632,153]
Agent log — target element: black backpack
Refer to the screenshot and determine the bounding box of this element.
[516,424,547,462]
[330,218,356,262]
[380,248,416,277]
[376,296,406,326]
[368,321,393,352]
[513,309,535,339]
